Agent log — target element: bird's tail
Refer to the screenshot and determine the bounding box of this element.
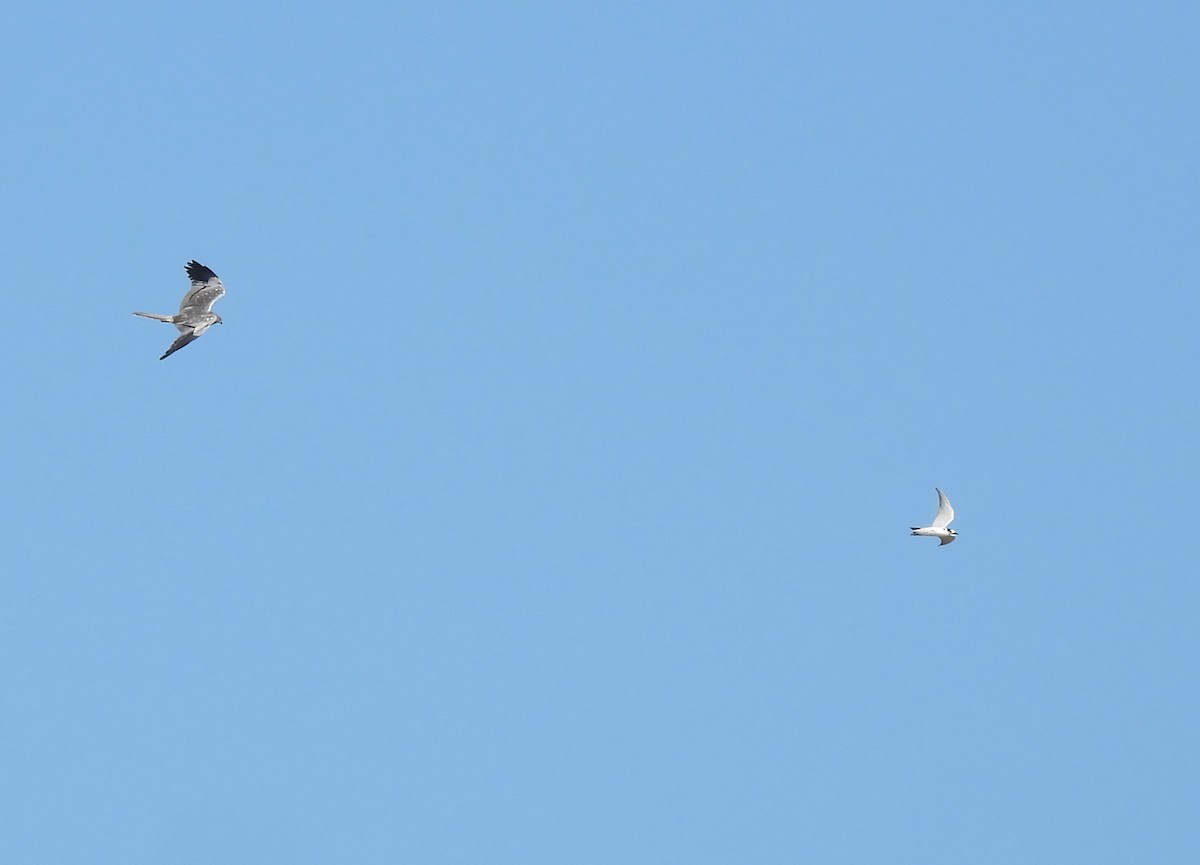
[132,311,175,323]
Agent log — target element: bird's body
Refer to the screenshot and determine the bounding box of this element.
[910,488,957,545]
[134,261,225,359]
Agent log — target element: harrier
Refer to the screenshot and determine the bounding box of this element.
[134,261,225,359]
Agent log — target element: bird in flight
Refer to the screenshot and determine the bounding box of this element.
[910,488,958,545]
[134,261,225,359]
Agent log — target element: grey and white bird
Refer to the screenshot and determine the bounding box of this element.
[910,488,958,545]
[134,261,225,360]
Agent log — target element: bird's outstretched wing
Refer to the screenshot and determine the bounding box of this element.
[939,534,956,545]
[179,261,225,317]
[931,487,955,528]
[160,329,200,360]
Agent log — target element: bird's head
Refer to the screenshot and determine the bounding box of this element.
[948,529,958,536]
[215,315,224,325]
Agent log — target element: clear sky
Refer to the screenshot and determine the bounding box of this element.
[0,1,1195,862]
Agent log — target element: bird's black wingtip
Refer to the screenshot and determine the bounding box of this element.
[185,260,218,283]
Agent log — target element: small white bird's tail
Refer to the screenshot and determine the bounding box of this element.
[132,311,175,323]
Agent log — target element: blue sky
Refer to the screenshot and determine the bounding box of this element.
[0,1,1196,862]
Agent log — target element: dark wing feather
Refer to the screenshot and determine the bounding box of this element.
[185,261,218,283]
[160,330,200,360]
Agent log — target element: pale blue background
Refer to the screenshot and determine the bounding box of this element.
[1,1,1196,862]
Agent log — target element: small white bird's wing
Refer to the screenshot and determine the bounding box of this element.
[931,488,955,528]
[178,261,225,316]
[939,534,956,545]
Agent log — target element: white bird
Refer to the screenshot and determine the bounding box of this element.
[910,488,958,545]
[133,261,225,359]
